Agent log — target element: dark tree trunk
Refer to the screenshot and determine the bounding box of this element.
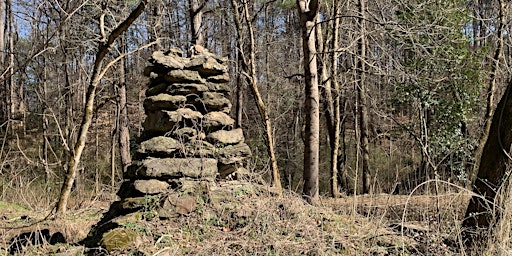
[358,0,371,194]
[462,79,512,244]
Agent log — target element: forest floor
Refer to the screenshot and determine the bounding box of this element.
[0,181,471,255]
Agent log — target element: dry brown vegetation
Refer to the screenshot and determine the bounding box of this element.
[0,180,478,255]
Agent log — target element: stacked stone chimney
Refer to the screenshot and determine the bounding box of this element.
[85,48,251,249]
[134,48,251,180]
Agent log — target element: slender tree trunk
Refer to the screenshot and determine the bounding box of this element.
[235,52,244,128]
[318,15,335,146]
[6,0,11,122]
[118,36,131,173]
[189,0,206,46]
[3,0,12,123]
[110,114,117,188]
[42,56,50,184]
[56,1,147,216]
[330,0,341,198]
[297,0,320,204]
[0,0,4,67]
[7,0,14,119]
[0,0,6,123]
[95,124,100,194]
[60,30,73,162]
[147,1,163,50]
[231,0,282,192]
[6,0,21,131]
[358,0,370,194]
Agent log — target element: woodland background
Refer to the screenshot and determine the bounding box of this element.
[0,0,508,222]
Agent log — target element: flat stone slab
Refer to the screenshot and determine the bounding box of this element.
[177,108,203,120]
[127,157,218,179]
[146,83,209,97]
[137,136,181,156]
[202,112,235,131]
[168,83,209,95]
[117,179,170,198]
[149,50,188,70]
[206,73,230,83]
[185,55,227,76]
[217,142,252,165]
[164,69,206,84]
[143,94,187,111]
[206,128,244,145]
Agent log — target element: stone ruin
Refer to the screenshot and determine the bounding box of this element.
[84,48,252,250]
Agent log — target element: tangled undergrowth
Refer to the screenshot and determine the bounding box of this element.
[0,181,471,255]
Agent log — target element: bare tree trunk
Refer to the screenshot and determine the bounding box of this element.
[95,124,100,194]
[317,3,342,198]
[6,0,22,131]
[0,0,4,67]
[6,0,11,123]
[330,0,342,198]
[297,0,320,204]
[462,78,512,245]
[231,0,282,192]
[110,114,117,188]
[318,15,334,146]
[470,0,506,185]
[60,29,74,165]
[462,0,509,244]
[3,0,12,124]
[42,56,50,184]
[189,0,207,46]
[0,0,6,123]
[358,0,370,194]
[7,0,14,120]
[235,53,244,128]
[147,1,163,50]
[56,1,148,216]
[118,36,131,173]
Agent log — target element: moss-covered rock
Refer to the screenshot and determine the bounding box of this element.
[101,228,141,252]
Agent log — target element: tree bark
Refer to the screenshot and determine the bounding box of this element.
[0,0,4,68]
[358,0,371,194]
[56,0,147,216]
[297,0,320,204]
[7,0,18,124]
[462,78,512,244]
[330,0,342,198]
[470,0,506,185]
[189,0,207,46]
[235,52,244,128]
[231,0,282,192]
[118,36,131,173]
[0,0,6,123]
